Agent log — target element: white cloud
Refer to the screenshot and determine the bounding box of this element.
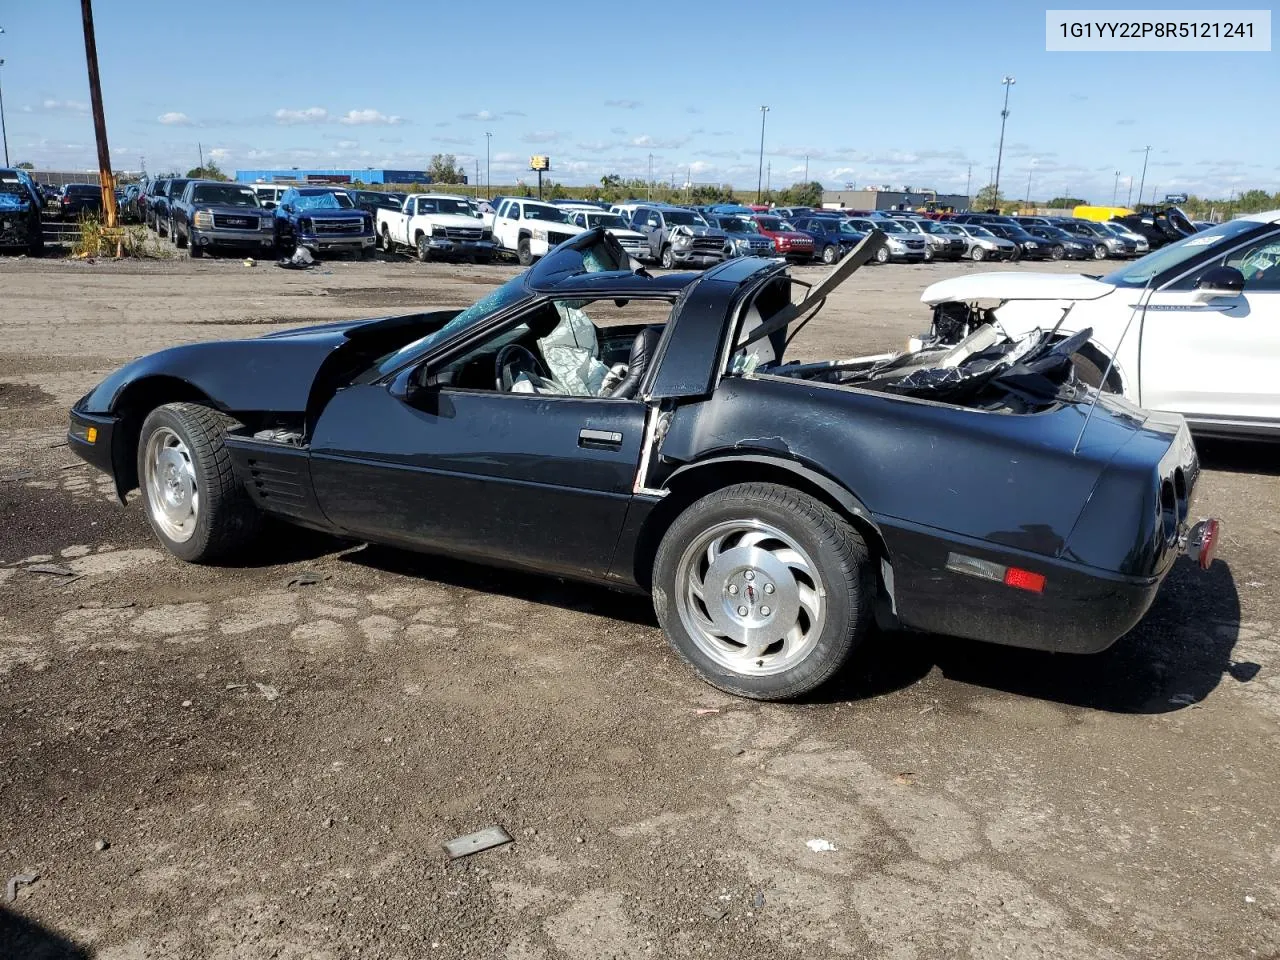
[520,130,564,144]
[157,111,192,126]
[604,99,642,109]
[336,139,359,149]
[458,110,497,121]
[339,109,404,126]
[275,107,328,125]
[209,148,231,161]
[630,134,688,150]
[39,99,90,115]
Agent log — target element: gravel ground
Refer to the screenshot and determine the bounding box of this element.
[1,250,1277,960]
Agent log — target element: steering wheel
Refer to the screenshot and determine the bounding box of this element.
[495,343,551,391]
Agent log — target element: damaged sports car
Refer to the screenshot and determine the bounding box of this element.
[68,229,1219,700]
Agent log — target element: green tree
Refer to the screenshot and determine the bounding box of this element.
[778,181,824,207]
[1045,195,1086,208]
[15,161,35,170]
[186,160,229,181]
[428,153,466,184]
[972,184,1004,210]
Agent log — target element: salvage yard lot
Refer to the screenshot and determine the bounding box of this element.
[1,255,1278,959]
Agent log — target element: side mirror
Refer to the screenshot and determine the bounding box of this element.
[262,201,277,211]
[1194,265,1245,300]
[387,364,441,403]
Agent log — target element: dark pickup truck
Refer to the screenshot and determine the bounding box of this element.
[0,168,44,255]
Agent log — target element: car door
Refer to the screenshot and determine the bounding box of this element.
[1138,228,1280,429]
[308,311,648,580]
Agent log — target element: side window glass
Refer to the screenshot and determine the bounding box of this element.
[1229,238,1280,292]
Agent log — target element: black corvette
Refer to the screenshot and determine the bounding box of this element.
[68,229,1219,700]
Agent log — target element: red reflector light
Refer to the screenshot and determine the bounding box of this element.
[1198,519,1219,571]
[1002,567,1046,593]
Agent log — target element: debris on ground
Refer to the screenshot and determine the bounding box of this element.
[443,826,514,860]
[752,890,766,909]
[276,247,315,270]
[1,471,37,482]
[254,683,280,702]
[894,772,916,785]
[285,571,327,588]
[805,838,837,853]
[695,708,721,716]
[702,904,730,922]
[6,873,38,903]
[25,563,78,577]
[94,838,110,852]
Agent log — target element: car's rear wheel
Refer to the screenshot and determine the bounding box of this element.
[660,244,675,269]
[821,244,838,265]
[653,482,872,701]
[136,403,261,564]
[517,237,534,266]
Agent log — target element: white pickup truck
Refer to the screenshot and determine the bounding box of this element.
[489,197,585,265]
[376,194,497,262]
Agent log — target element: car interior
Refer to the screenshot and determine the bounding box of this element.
[423,298,673,400]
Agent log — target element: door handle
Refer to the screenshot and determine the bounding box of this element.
[579,428,623,450]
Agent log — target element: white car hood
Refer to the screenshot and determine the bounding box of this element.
[418,213,486,228]
[921,271,1116,306]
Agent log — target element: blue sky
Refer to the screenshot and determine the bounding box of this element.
[1,1,1275,201]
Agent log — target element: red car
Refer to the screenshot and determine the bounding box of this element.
[744,214,815,261]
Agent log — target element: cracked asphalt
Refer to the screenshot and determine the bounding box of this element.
[1,252,1277,959]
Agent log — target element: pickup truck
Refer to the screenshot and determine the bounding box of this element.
[376,194,497,263]
[274,186,376,258]
[490,197,585,265]
[0,167,44,256]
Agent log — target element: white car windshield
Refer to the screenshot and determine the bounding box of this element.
[588,214,627,229]
[523,204,569,223]
[419,197,473,216]
[1103,219,1265,287]
[967,226,996,238]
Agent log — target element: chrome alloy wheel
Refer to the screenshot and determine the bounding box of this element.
[143,426,199,543]
[674,520,827,677]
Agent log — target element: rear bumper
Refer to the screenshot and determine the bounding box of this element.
[883,520,1168,654]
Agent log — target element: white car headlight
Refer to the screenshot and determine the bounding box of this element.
[193,211,213,229]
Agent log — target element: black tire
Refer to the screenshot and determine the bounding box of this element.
[135,403,261,563]
[660,244,675,269]
[1070,349,1120,392]
[381,226,395,253]
[971,245,986,262]
[1093,244,1107,260]
[653,482,873,701]
[821,244,838,265]
[361,243,375,259]
[188,235,204,258]
[517,237,534,266]
[176,224,188,249]
[416,234,430,262]
[874,245,890,264]
[1050,244,1065,260]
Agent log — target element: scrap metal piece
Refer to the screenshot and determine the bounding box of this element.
[443,826,513,860]
[26,563,77,577]
[7,873,38,903]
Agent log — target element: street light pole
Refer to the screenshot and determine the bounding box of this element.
[803,154,809,183]
[1025,160,1036,207]
[0,56,9,167]
[992,75,1015,212]
[965,163,972,202]
[1126,176,1133,206]
[1137,144,1151,208]
[647,152,653,199]
[755,105,769,203]
[1112,170,1120,205]
[484,131,491,199]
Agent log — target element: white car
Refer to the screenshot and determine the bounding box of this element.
[375,194,496,262]
[919,210,1280,439]
[1096,220,1151,255]
[565,209,649,260]
[491,198,585,265]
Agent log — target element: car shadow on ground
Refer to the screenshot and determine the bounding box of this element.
[821,556,1250,714]
[342,539,1251,715]
[1196,437,1280,477]
[0,907,91,960]
[343,544,659,627]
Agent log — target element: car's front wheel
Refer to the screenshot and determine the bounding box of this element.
[660,244,675,269]
[1093,243,1108,260]
[653,482,873,701]
[821,244,838,265]
[416,234,431,262]
[1049,244,1065,260]
[136,403,261,564]
[874,245,890,264]
[971,246,987,261]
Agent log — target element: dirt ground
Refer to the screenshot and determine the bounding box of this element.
[1,251,1277,960]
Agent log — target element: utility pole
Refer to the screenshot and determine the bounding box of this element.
[484,131,491,199]
[198,141,203,172]
[755,105,769,203]
[647,153,653,199]
[1112,170,1120,205]
[0,42,9,167]
[474,159,479,198]
[766,161,771,197]
[1137,145,1151,208]
[1025,160,1035,207]
[965,163,972,202]
[1150,184,1159,206]
[79,0,117,228]
[992,75,1015,212]
[804,154,809,183]
[1126,175,1133,206]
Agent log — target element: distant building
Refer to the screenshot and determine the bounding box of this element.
[821,188,970,211]
[234,168,452,186]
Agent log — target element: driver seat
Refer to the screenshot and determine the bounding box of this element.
[608,326,663,399]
